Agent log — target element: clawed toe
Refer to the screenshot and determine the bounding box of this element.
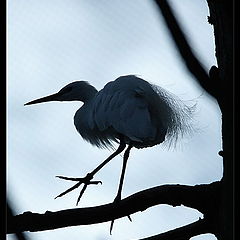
[110,196,132,234]
[127,215,132,222]
[110,214,132,235]
[55,181,82,199]
[55,174,102,205]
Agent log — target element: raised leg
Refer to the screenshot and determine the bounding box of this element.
[55,140,126,205]
[110,143,133,234]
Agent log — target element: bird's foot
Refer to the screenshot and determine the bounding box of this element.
[110,195,132,235]
[55,173,102,205]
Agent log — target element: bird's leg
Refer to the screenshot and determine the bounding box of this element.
[110,143,133,234]
[55,140,126,205]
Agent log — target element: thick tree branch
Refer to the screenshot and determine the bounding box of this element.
[7,202,29,240]
[154,0,219,99]
[206,1,234,239]
[7,181,221,235]
[140,218,211,240]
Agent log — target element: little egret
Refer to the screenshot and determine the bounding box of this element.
[25,75,194,230]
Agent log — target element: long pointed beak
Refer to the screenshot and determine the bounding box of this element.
[24,92,60,106]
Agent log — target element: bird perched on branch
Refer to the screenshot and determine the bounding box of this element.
[25,75,194,232]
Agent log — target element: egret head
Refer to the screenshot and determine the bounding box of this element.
[25,81,98,106]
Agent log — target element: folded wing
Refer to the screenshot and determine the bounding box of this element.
[90,82,157,144]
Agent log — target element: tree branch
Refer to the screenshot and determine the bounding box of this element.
[7,181,221,236]
[140,218,211,240]
[154,0,219,99]
[7,202,30,240]
[206,1,234,239]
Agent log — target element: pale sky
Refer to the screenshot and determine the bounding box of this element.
[7,1,221,239]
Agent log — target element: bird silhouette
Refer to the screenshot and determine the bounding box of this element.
[25,75,194,232]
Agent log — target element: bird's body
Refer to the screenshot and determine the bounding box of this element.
[74,76,170,149]
[25,75,194,222]
[26,75,193,149]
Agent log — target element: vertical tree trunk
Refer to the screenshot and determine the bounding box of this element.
[207,0,234,239]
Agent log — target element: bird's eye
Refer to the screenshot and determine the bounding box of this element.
[59,86,73,94]
[66,86,73,92]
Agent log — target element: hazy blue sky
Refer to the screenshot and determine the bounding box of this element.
[7,1,221,239]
